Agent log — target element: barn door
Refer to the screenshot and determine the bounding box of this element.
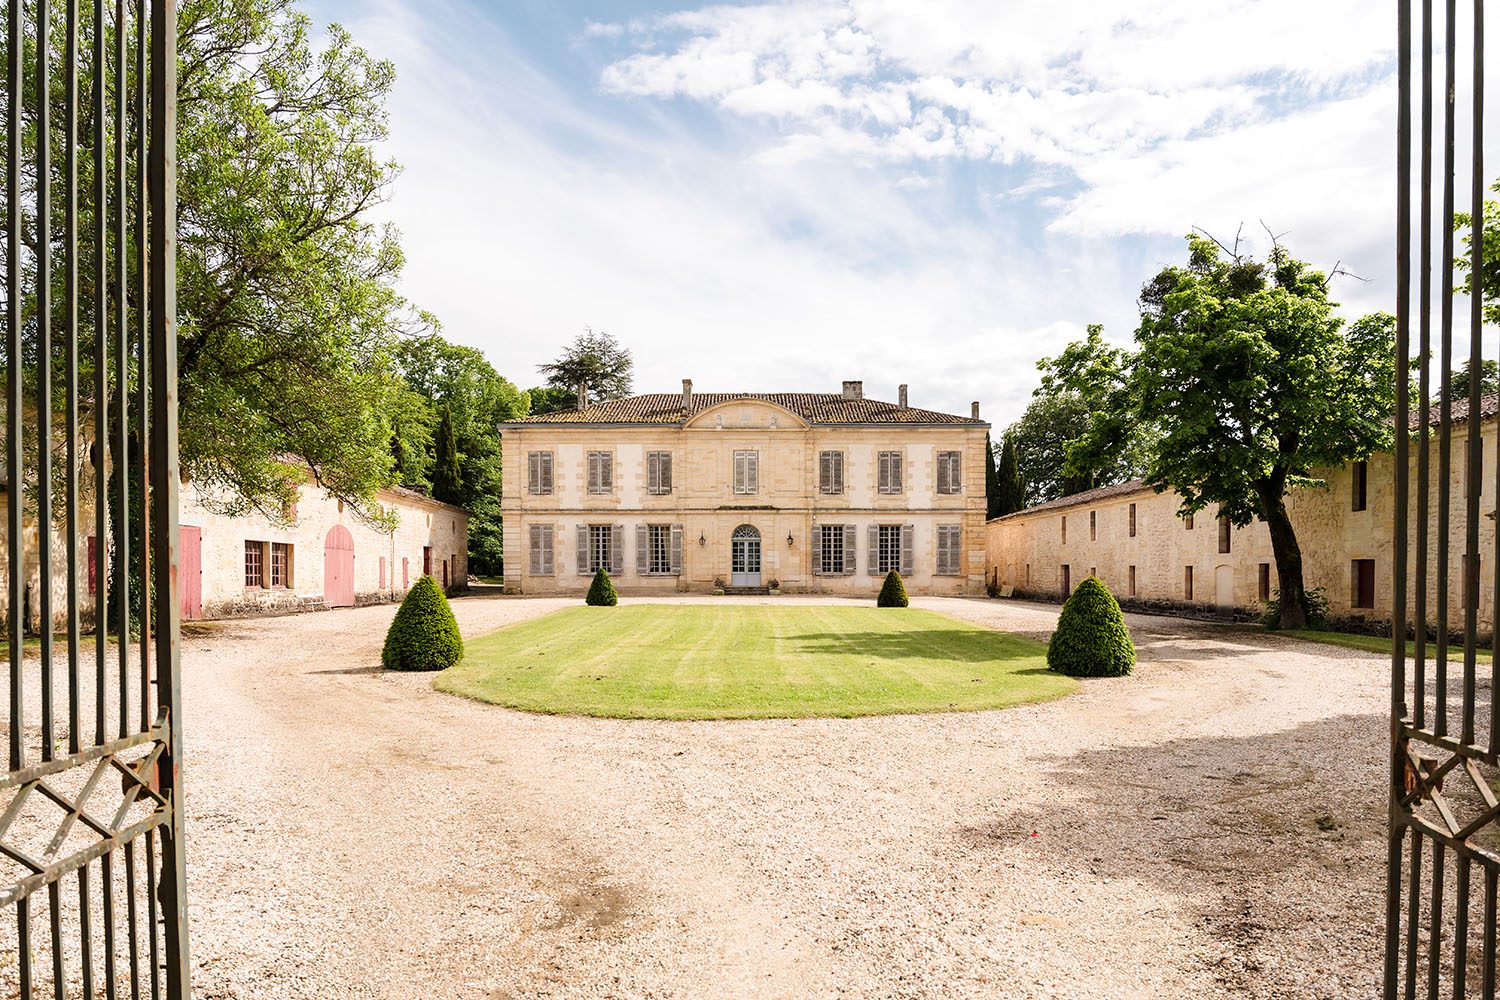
[179,526,202,620]
[324,525,356,608]
[0,1,190,994]
[1386,3,1500,994]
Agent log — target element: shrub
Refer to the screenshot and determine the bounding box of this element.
[1046,576,1135,677]
[877,570,910,608]
[382,574,464,672]
[586,568,619,607]
[1261,586,1330,630]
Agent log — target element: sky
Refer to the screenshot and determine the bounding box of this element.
[299,0,1473,427]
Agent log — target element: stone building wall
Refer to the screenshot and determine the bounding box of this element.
[502,397,989,596]
[986,419,1497,634]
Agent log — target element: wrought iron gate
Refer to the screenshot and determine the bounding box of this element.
[0,0,187,996]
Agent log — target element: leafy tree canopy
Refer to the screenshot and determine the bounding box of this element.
[538,328,633,401]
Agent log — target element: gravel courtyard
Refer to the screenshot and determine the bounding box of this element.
[185,593,1387,999]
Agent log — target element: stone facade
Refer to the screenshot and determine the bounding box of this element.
[986,412,1499,635]
[180,478,469,620]
[501,383,989,596]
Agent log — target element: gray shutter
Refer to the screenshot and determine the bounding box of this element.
[529,525,542,575]
[528,453,540,494]
[636,525,649,575]
[835,452,844,493]
[818,451,830,492]
[646,453,657,494]
[811,524,823,575]
[901,524,915,576]
[936,454,950,495]
[577,525,589,575]
[843,524,858,576]
[586,452,598,492]
[542,452,553,493]
[542,526,554,575]
[893,453,904,493]
[950,453,960,493]
[867,525,880,576]
[661,453,672,493]
[748,452,759,492]
[733,452,744,493]
[670,524,683,575]
[602,454,614,491]
[611,524,624,574]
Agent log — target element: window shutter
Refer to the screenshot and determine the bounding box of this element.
[602,454,614,491]
[541,526,554,575]
[748,452,759,492]
[636,525,649,575]
[611,524,624,574]
[843,524,857,576]
[670,524,684,575]
[528,453,540,494]
[530,526,543,575]
[812,524,824,575]
[586,452,598,493]
[937,454,951,495]
[901,523,914,576]
[647,453,658,494]
[893,453,903,493]
[733,452,745,493]
[819,451,831,492]
[662,453,672,493]
[867,525,880,576]
[542,452,553,493]
[576,525,589,575]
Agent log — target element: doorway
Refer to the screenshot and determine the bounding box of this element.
[730,524,762,587]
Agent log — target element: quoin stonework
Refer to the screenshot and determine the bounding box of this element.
[986,394,1500,635]
[500,380,989,595]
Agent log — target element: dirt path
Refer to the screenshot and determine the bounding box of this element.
[183,593,1388,999]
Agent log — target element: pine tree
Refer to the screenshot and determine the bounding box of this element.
[985,434,1001,520]
[996,433,1026,516]
[431,404,463,504]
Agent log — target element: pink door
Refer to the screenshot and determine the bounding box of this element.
[179,526,202,620]
[378,556,386,590]
[324,525,355,608]
[402,557,409,589]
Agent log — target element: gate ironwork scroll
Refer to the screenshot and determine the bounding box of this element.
[0,0,187,996]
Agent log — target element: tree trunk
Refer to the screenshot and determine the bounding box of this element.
[1256,478,1308,629]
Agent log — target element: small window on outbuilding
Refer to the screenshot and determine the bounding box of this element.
[1128,565,1137,597]
[1090,511,1096,541]
[1218,515,1231,554]
[1062,564,1072,595]
[1352,460,1369,512]
[1129,503,1137,538]
[1258,563,1271,603]
[1353,559,1376,609]
[1184,565,1195,601]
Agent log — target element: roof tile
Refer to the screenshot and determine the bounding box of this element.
[508,392,985,426]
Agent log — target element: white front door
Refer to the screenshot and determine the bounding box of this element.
[730,525,762,587]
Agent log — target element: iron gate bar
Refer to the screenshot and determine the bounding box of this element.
[1417,0,1433,735]
[38,0,54,770]
[65,0,79,763]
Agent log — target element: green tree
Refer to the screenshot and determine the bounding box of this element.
[1446,359,1499,402]
[995,432,1025,516]
[525,385,579,415]
[538,328,634,401]
[1074,235,1396,628]
[430,404,462,504]
[984,434,1001,519]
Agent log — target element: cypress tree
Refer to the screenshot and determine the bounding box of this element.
[431,404,463,504]
[996,433,1026,516]
[985,433,1001,519]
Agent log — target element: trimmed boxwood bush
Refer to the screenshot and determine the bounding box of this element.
[382,574,464,672]
[877,570,910,608]
[1047,576,1135,677]
[586,568,619,607]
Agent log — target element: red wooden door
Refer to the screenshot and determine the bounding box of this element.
[179,526,202,620]
[324,525,355,608]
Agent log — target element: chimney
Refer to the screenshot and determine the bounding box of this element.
[898,384,909,408]
[576,382,589,409]
[841,380,864,401]
[682,378,694,410]
[971,401,981,420]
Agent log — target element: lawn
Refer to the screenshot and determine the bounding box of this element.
[437,604,1076,720]
[1276,628,1492,662]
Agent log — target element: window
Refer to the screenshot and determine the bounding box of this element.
[936,525,963,575]
[589,525,612,572]
[1062,564,1071,594]
[1128,565,1137,597]
[1352,460,1368,512]
[819,451,845,494]
[587,451,614,494]
[423,545,432,576]
[270,542,292,588]
[1025,564,1031,588]
[1061,516,1067,543]
[876,525,903,573]
[1185,513,1194,531]
[733,450,759,494]
[1184,565,1195,601]
[245,541,265,589]
[647,451,673,495]
[1353,559,1376,609]
[577,524,622,575]
[638,524,682,576]
[816,523,854,575]
[1218,515,1231,554]
[1258,562,1271,603]
[936,451,962,494]
[528,525,555,575]
[528,451,554,495]
[877,451,904,494]
[1129,503,1137,538]
[1090,511,1097,541]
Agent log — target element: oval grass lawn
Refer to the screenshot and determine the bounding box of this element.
[436,604,1076,720]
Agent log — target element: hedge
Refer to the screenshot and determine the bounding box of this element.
[382,574,464,672]
[586,568,619,607]
[877,570,910,608]
[1046,576,1135,677]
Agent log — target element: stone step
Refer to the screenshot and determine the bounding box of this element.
[722,586,771,596]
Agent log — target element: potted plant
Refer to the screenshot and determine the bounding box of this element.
[712,575,726,596]
[767,577,781,596]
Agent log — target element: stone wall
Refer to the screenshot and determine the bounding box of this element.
[502,399,989,596]
[986,419,1498,635]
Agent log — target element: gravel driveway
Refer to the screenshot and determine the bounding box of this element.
[182,592,1388,999]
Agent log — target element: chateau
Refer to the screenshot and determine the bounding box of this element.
[499,380,989,595]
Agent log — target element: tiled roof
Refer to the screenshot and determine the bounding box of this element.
[989,479,1154,523]
[508,392,986,426]
[1410,392,1500,430]
[381,483,468,516]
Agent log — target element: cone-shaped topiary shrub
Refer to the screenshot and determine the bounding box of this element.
[1047,576,1135,677]
[382,574,464,672]
[586,568,619,607]
[877,570,910,608]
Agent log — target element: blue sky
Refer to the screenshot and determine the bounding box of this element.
[301,0,1456,426]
